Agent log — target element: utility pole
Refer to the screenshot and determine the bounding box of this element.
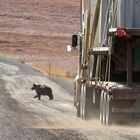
[49,56,51,76]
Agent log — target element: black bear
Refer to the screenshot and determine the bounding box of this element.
[31,83,54,100]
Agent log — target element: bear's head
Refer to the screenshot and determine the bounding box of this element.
[31,83,36,90]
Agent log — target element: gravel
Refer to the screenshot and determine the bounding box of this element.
[0,57,140,140]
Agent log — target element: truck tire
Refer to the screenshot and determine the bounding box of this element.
[81,83,87,120]
[100,90,108,125]
[74,82,77,107]
[100,90,104,124]
[76,102,81,117]
[77,83,95,120]
[105,94,112,125]
[76,83,85,118]
[102,91,107,125]
[100,90,112,125]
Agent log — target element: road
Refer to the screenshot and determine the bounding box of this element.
[0,56,140,140]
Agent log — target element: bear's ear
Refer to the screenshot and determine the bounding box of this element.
[37,85,41,88]
[33,83,36,86]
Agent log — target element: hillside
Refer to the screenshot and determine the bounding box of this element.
[0,0,80,78]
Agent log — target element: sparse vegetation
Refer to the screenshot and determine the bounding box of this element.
[0,0,80,80]
[31,64,63,76]
[31,64,76,80]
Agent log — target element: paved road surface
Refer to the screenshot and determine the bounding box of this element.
[0,56,140,140]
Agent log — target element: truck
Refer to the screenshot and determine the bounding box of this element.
[72,0,140,125]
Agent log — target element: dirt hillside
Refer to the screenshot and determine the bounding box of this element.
[0,0,80,78]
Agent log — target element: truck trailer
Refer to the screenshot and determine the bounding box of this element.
[73,0,140,125]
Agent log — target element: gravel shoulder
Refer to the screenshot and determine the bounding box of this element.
[0,57,140,140]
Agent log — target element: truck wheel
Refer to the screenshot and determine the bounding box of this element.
[102,91,107,125]
[100,90,104,124]
[105,94,112,125]
[76,83,86,119]
[81,84,87,120]
[74,82,77,107]
[76,102,81,117]
[76,83,84,118]
[76,84,82,118]
[100,90,108,125]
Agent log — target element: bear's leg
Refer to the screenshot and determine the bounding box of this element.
[49,94,54,100]
[38,94,41,100]
[33,95,38,98]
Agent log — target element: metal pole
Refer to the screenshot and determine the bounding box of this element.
[79,0,84,76]
[80,0,84,33]
[49,56,51,76]
[127,42,132,85]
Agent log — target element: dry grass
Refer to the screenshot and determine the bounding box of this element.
[0,0,80,79]
[31,64,75,80]
[31,64,63,76]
